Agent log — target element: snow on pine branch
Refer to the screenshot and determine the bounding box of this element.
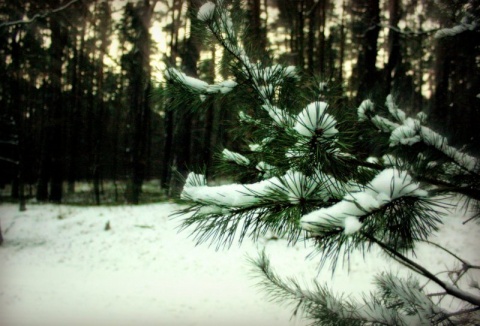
[435,14,478,39]
[222,149,250,166]
[374,273,447,324]
[197,1,298,111]
[357,99,374,122]
[300,168,427,235]
[165,67,237,95]
[181,169,336,208]
[197,1,215,22]
[358,95,478,173]
[294,101,338,139]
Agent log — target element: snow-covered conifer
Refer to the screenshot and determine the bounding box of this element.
[169,1,480,324]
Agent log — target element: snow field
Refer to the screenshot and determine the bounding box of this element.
[0,201,478,325]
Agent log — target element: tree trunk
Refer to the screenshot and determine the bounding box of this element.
[0,220,3,245]
[49,13,67,203]
[356,0,380,102]
[383,0,401,95]
[125,0,156,204]
[9,25,26,211]
[167,0,202,198]
[161,0,182,192]
[338,0,346,86]
[296,0,305,69]
[37,4,67,203]
[246,0,267,62]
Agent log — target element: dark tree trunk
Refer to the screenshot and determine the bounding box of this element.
[296,0,305,69]
[92,1,111,205]
[125,0,156,204]
[306,0,316,74]
[166,0,202,198]
[338,0,346,86]
[383,0,402,95]
[36,5,67,203]
[161,0,182,192]
[66,5,87,195]
[246,0,267,62]
[48,17,66,203]
[9,25,26,211]
[0,220,3,245]
[356,0,380,102]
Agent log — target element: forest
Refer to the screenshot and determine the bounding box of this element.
[0,0,478,206]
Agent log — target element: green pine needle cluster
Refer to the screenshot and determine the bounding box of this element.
[167,1,480,324]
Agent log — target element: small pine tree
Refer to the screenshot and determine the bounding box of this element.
[167,1,480,324]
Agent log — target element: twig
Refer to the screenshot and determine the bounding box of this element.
[437,306,480,323]
[378,24,440,37]
[363,232,480,307]
[0,0,80,28]
[0,156,19,165]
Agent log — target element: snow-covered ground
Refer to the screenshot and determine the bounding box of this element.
[0,201,478,326]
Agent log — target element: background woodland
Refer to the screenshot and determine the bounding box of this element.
[0,0,478,205]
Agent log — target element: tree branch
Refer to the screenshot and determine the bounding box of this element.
[0,0,80,28]
[363,232,480,307]
[0,156,19,165]
[378,24,440,37]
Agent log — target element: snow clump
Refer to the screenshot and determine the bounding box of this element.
[222,149,250,166]
[300,168,427,235]
[197,1,215,22]
[294,101,338,138]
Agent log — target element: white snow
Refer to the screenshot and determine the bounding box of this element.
[385,94,406,122]
[221,148,250,166]
[293,101,338,138]
[343,216,363,235]
[165,68,237,95]
[281,170,316,204]
[165,68,209,92]
[420,126,478,172]
[185,172,207,187]
[0,200,479,325]
[181,174,283,207]
[368,168,427,200]
[357,99,374,122]
[197,1,215,22]
[301,169,427,234]
[206,80,238,94]
[434,15,477,39]
[262,104,292,127]
[371,115,400,132]
[389,118,421,146]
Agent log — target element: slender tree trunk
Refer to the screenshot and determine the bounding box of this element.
[356,0,380,102]
[383,0,401,95]
[338,0,346,87]
[0,220,3,245]
[246,0,266,62]
[9,26,26,211]
[296,0,305,69]
[66,9,86,194]
[203,45,216,178]
[36,6,66,203]
[168,0,202,197]
[161,0,182,191]
[125,0,157,204]
[306,0,316,74]
[92,1,111,205]
[49,14,67,203]
[318,0,327,76]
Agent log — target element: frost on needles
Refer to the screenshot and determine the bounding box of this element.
[168,1,480,325]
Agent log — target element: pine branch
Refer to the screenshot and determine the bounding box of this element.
[364,232,480,307]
